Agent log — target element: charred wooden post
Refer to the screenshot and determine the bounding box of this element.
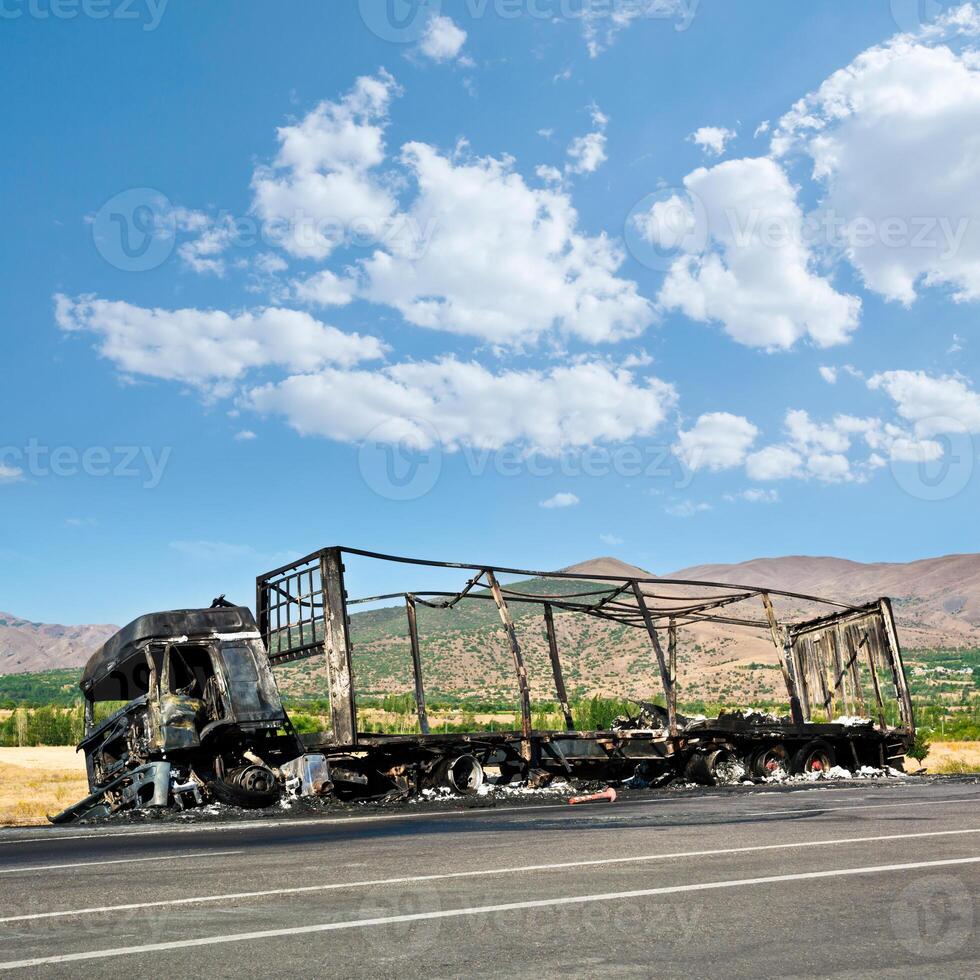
[543,603,574,730]
[630,581,677,736]
[844,626,868,714]
[879,598,915,732]
[486,569,533,760]
[829,626,850,715]
[760,592,803,725]
[319,547,357,745]
[863,632,889,730]
[405,594,430,735]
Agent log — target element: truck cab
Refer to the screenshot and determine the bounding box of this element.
[52,602,303,823]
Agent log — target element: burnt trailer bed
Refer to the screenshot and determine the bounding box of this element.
[53,545,914,822]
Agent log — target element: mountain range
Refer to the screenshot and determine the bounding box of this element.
[2,553,979,682]
[0,612,117,676]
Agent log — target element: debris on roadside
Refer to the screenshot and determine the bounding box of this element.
[568,787,617,805]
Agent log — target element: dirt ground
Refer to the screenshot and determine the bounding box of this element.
[2,741,979,828]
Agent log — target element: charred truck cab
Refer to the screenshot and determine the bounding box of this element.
[53,545,917,823]
[52,603,305,823]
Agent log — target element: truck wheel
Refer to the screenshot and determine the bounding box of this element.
[207,764,280,809]
[433,754,485,795]
[792,740,836,775]
[685,748,743,785]
[749,744,789,778]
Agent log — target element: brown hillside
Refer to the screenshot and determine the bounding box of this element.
[0,613,117,675]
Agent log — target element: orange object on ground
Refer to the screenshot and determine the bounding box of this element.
[568,787,617,805]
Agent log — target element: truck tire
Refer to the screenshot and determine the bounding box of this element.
[748,744,789,778]
[685,747,743,785]
[792,739,836,775]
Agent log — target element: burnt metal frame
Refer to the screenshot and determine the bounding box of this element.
[255,545,913,748]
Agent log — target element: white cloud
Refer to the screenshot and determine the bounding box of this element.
[654,157,861,349]
[745,445,804,481]
[359,142,654,345]
[742,404,949,482]
[599,532,624,546]
[805,452,852,482]
[868,369,980,434]
[291,269,357,308]
[566,104,608,175]
[753,120,770,138]
[771,23,980,305]
[621,351,654,368]
[689,126,736,156]
[784,408,850,454]
[673,412,758,471]
[566,130,607,175]
[728,488,780,503]
[751,409,853,482]
[248,359,677,454]
[665,500,712,517]
[0,464,24,485]
[418,14,467,62]
[535,164,564,185]
[540,491,580,509]
[580,1,696,57]
[251,71,400,260]
[234,430,257,441]
[55,294,386,390]
[176,212,238,276]
[819,365,838,384]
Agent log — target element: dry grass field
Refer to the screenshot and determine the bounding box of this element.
[917,739,980,774]
[0,746,88,827]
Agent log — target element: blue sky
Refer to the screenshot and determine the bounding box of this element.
[2,0,979,625]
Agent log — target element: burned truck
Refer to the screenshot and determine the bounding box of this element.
[53,546,916,822]
[52,602,311,822]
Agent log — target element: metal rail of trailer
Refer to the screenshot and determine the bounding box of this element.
[255,546,916,786]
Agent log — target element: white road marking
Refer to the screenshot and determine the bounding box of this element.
[0,788,975,848]
[0,850,242,875]
[3,854,980,969]
[2,827,978,924]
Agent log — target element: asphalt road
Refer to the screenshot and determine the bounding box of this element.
[1,779,978,978]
